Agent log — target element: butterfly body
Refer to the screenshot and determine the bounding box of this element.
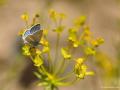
[22,24,43,46]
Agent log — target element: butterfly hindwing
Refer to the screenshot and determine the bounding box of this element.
[25,30,43,46]
[32,30,43,41]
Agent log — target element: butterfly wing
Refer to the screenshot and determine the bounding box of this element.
[30,24,41,34]
[25,30,43,46]
[23,24,43,46]
[22,30,31,43]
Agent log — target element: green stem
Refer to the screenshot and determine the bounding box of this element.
[57,78,78,86]
[48,52,53,73]
[44,85,58,90]
[53,33,60,73]
[25,20,29,28]
[54,58,65,75]
[55,42,75,75]
[57,71,74,81]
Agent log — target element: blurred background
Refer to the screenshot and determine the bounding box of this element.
[0,0,120,90]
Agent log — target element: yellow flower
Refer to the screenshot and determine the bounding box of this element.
[53,25,65,33]
[61,48,71,59]
[42,46,50,53]
[21,13,29,21]
[74,63,94,79]
[40,37,49,46]
[22,45,31,56]
[32,55,43,67]
[36,49,42,55]
[68,28,77,42]
[73,40,80,48]
[82,26,91,41]
[49,9,58,22]
[76,73,85,79]
[84,26,91,35]
[59,13,66,20]
[91,40,99,47]
[81,65,87,71]
[75,58,85,64]
[85,71,95,76]
[74,64,86,79]
[97,38,104,45]
[43,29,48,36]
[91,38,104,47]
[74,16,86,27]
[84,47,96,55]
[76,71,94,79]
[68,27,84,48]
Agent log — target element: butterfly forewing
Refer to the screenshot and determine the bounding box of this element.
[23,30,31,39]
[30,24,41,34]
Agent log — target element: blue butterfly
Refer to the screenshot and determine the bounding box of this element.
[22,24,43,46]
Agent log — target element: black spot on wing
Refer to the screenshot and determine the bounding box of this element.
[30,24,41,34]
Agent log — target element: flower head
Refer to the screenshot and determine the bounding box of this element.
[49,9,58,22]
[91,38,104,47]
[22,45,31,56]
[19,10,104,89]
[42,46,50,53]
[32,55,43,67]
[84,47,96,55]
[68,28,77,42]
[61,48,71,59]
[74,59,94,79]
[21,12,29,22]
[43,29,48,36]
[40,37,49,46]
[53,25,65,34]
[59,13,66,20]
[74,16,86,27]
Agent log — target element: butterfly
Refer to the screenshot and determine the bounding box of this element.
[22,24,43,46]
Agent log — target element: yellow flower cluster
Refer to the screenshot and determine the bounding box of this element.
[40,37,50,53]
[74,16,86,27]
[22,37,50,67]
[22,45,31,56]
[19,10,104,89]
[74,58,94,79]
[49,9,66,22]
[68,17,104,57]
[32,55,43,67]
[22,45,43,67]
[49,9,66,34]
